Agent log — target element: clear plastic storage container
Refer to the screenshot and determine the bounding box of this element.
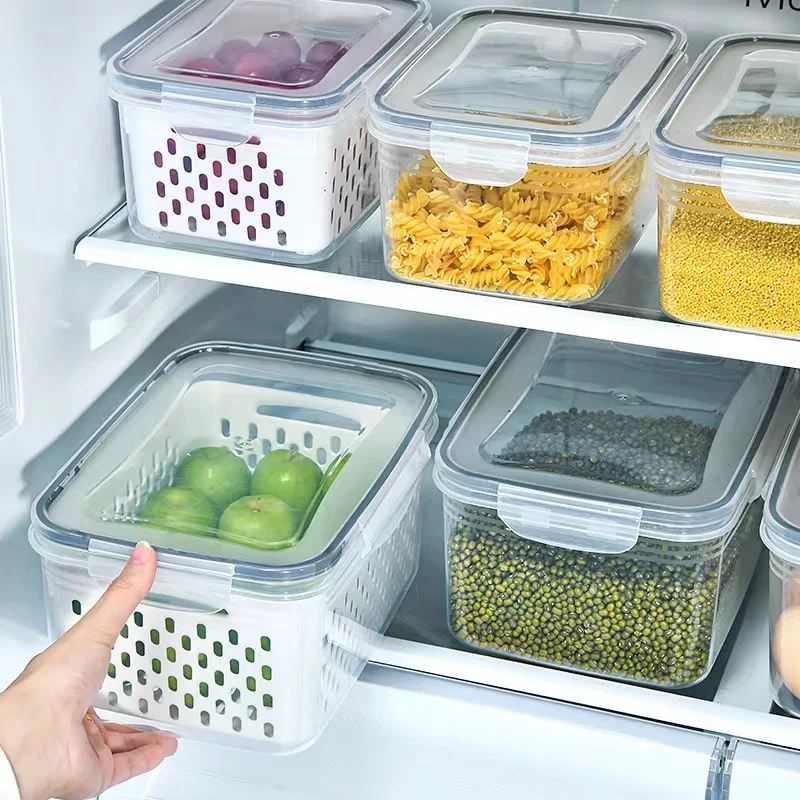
[653,35,800,337]
[30,343,437,751]
[369,8,687,304]
[434,331,796,688]
[761,414,800,716]
[108,0,431,262]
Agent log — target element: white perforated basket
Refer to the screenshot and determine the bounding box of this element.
[32,344,435,752]
[122,104,379,259]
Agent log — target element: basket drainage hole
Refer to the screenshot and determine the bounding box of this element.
[137,670,147,686]
[331,436,341,453]
[221,418,231,437]
[247,705,257,721]
[139,699,149,714]
[153,688,163,703]
[264,723,274,738]
[277,230,287,246]
[317,448,327,465]
[122,681,132,697]
[201,711,210,726]
[262,694,273,708]
[276,428,286,445]
[245,647,255,663]
[136,641,145,657]
[262,440,272,456]
[232,717,242,733]
[260,636,271,652]
[108,692,118,707]
[165,617,175,634]
[231,688,242,704]
[169,705,179,721]
[304,432,313,449]
[216,700,226,715]
[188,216,197,233]
[121,653,131,668]
[71,600,82,616]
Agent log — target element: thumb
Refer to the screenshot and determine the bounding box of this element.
[66,541,157,651]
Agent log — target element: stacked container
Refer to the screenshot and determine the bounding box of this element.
[369,8,687,304]
[30,343,437,751]
[761,416,800,716]
[108,0,431,262]
[435,331,797,688]
[652,34,800,337]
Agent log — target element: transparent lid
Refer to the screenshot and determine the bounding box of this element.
[370,7,686,181]
[32,343,436,586]
[652,35,800,223]
[110,0,430,122]
[762,413,800,566]
[435,331,786,553]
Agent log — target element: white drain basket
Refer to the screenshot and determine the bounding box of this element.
[31,344,436,752]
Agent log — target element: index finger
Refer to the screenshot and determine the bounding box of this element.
[65,541,157,651]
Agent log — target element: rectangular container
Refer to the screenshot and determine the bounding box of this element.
[30,343,437,752]
[109,0,431,263]
[434,331,796,688]
[369,8,687,304]
[761,413,800,716]
[653,35,800,337]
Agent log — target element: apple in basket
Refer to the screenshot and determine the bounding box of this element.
[139,486,219,535]
[174,446,251,510]
[218,495,298,549]
[250,450,323,512]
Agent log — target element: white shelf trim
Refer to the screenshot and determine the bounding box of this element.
[75,209,800,369]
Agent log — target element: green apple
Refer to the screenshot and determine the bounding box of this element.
[175,446,251,510]
[139,486,218,535]
[218,495,298,550]
[250,450,323,512]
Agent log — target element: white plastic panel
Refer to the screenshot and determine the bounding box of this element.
[0,100,19,439]
[101,665,721,800]
[724,740,800,800]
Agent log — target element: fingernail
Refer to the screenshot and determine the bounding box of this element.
[131,541,152,565]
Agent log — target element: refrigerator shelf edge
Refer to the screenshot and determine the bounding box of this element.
[74,205,800,369]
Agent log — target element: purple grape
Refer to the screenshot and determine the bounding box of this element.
[306,40,348,69]
[234,51,281,82]
[257,31,302,72]
[215,38,255,71]
[282,62,326,88]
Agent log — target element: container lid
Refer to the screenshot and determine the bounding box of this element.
[31,343,436,599]
[370,7,686,183]
[653,34,800,223]
[109,0,430,132]
[435,331,788,554]
[762,412,800,566]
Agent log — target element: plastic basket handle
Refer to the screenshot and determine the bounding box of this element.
[88,540,235,614]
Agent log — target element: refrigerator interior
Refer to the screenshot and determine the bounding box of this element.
[3,0,800,797]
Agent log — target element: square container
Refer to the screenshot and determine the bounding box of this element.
[109,0,431,262]
[761,414,800,716]
[369,8,687,304]
[653,35,800,337]
[434,331,796,688]
[30,343,437,751]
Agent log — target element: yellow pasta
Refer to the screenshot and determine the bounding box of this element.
[386,152,645,301]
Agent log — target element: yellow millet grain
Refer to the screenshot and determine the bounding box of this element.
[708,114,800,149]
[660,183,800,336]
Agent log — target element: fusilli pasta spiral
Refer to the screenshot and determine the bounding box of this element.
[386,152,644,301]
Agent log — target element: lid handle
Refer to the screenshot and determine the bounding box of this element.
[161,84,255,146]
[721,156,800,224]
[430,122,530,187]
[88,540,235,614]
[497,484,642,554]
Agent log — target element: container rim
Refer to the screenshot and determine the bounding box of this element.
[108,0,432,120]
[370,6,687,168]
[652,33,800,186]
[31,341,437,584]
[434,330,787,545]
[762,412,800,566]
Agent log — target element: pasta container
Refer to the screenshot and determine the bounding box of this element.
[653,35,800,337]
[108,0,431,263]
[761,413,800,717]
[369,8,687,304]
[434,330,797,688]
[30,343,437,752]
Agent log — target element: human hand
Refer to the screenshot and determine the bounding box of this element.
[0,542,178,800]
